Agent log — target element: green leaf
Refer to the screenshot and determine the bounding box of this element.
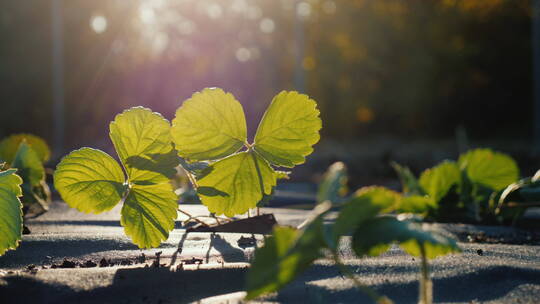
[458,149,519,191]
[0,134,51,164]
[197,151,276,217]
[419,161,460,203]
[391,161,423,195]
[12,143,45,186]
[121,183,178,248]
[54,148,127,213]
[398,195,436,215]
[245,201,331,300]
[110,107,179,184]
[171,88,247,161]
[0,169,23,196]
[0,169,23,256]
[352,216,459,259]
[331,187,399,248]
[254,91,322,168]
[317,161,348,203]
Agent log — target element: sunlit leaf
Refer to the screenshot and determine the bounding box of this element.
[245,202,331,300]
[317,161,347,203]
[0,133,51,164]
[458,149,519,191]
[391,161,423,195]
[54,148,127,213]
[171,88,247,161]
[419,161,460,203]
[353,216,459,259]
[0,169,23,196]
[331,187,399,248]
[254,91,322,168]
[121,183,178,248]
[11,142,45,187]
[110,107,178,184]
[0,169,23,256]
[197,151,276,217]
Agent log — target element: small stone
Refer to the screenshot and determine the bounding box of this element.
[477,249,483,256]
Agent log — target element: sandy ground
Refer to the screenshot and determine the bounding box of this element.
[0,201,539,304]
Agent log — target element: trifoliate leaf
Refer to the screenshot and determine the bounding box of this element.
[352,216,459,259]
[197,151,276,217]
[54,148,127,213]
[12,142,45,186]
[121,183,178,248]
[458,149,519,191]
[171,88,247,161]
[246,202,331,300]
[331,187,399,247]
[110,107,178,184]
[317,161,347,203]
[254,91,322,168]
[0,169,23,256]
[419,161,460,203]
[0,133,51,164]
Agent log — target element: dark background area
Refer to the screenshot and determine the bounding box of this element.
[0,0,536,185]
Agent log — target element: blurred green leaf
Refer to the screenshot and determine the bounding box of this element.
[254,91,322,168]
[12,143,45,187]
[352,216,459,259]
[419,161,460,203]
[0,134,51,164]
[398,195,436,215]
[171,88,247,162]
[391,161,423,195]
[331,187,399,248]
[458,149,519,191]
[317,161,348,203]
[245,201,331,300]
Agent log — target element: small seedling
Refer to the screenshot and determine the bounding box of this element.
[171,88,321,217]
[496,169,540,224]
[392,148,519,223]
[0,134,52,216]
[54,107,179,248]
[246,163,459,304]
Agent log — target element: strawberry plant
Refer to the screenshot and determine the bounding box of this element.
[53,88,321,248]
[54,107,179,248]
[246,163,459,304]
[392,148,519,223]
[0,169,24,256]
[171,88,321,217]
[0,134,52,216]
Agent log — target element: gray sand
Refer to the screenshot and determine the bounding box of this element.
[0,202,539,303]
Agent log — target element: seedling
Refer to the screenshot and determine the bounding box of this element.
[0,169,23,256]
[54,107,179,248]
[171,88,321,217]
[392,148,519,223]
[246,163,459,304]
[0,134,52,216]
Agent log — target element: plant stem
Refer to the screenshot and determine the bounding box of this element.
[178,209,210,227]
[332,252,392,304]
[419,246,433,304]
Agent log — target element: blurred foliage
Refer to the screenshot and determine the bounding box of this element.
[0,0,533,154]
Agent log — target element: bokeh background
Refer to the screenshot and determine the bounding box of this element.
[0,0,537,187]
